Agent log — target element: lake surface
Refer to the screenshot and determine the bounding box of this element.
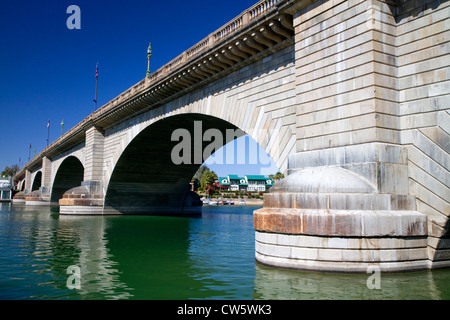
[0,201,449,300]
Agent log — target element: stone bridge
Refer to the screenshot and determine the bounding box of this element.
[14,0,450,272]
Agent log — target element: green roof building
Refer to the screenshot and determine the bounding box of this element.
[218,175,274,192]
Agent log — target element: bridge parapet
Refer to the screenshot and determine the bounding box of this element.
[89,1,294,130]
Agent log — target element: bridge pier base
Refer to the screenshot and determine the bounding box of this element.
[59,181,104,215]
[25,187,51,206]
[58,180,203,215]
[254,209,429,272]
[59,205,104,215]
[254,143,432,272]
[12,191,26,204]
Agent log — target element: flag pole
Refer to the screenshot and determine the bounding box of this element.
[94,63,98,111]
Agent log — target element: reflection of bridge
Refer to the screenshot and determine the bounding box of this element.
[13,0,450,272]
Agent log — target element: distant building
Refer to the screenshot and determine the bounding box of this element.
[218,175,274,192]
[0,177,12,201]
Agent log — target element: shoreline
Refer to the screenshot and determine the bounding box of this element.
[201,198,263,206]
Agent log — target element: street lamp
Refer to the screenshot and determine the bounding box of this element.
[147,42,152,77]
[61,119,64,137]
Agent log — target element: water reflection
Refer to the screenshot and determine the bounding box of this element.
[102,214,199,299]
[0,202,12,211]
[57,215,133,299]
[186,207,256,299]
[0,203,133,299]
[253,261,450,300]
[1,204,449,300]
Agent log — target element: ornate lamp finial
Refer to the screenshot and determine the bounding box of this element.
[147,42,152,77]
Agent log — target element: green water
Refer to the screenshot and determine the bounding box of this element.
[0,202,449,300]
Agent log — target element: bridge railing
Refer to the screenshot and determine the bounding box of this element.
[94,0,284,115]
[214,15,244,42]
[249,0,280,20]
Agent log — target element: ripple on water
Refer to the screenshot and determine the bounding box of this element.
[1,205,450,300]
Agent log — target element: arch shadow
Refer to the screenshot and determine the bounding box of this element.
[51,156,84,204]
[31,171,42,191]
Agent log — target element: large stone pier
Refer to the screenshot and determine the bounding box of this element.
[254,143,429,272]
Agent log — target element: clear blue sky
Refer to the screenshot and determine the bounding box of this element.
[0,0,280,178]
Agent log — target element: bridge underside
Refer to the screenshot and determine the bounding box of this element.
[61,114,243,215]
[104,114,241,215]
[51,156,84,205]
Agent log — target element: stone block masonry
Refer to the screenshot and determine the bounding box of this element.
[254,0,449,272]
[254,144,430,272]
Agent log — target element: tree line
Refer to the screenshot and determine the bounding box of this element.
[1,165,18,177]
[192,165,284,197]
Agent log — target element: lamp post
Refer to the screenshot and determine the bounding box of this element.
[61,119,64,137]
[147,42,152,77]
[94,63,98,111]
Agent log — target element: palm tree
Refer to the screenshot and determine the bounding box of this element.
[272,172,284,182]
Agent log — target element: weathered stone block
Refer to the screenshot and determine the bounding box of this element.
[254,208,427,237]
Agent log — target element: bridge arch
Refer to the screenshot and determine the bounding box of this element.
[31,171,42,191]
[100,41,297,190]
[50,156,84,204]
[104,113,277,215]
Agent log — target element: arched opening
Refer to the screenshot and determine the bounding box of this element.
[51,156,84,204]
[31,171,42,191]
[104,113,246,215]
[20,180,26,191]
[193,133,281,200]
